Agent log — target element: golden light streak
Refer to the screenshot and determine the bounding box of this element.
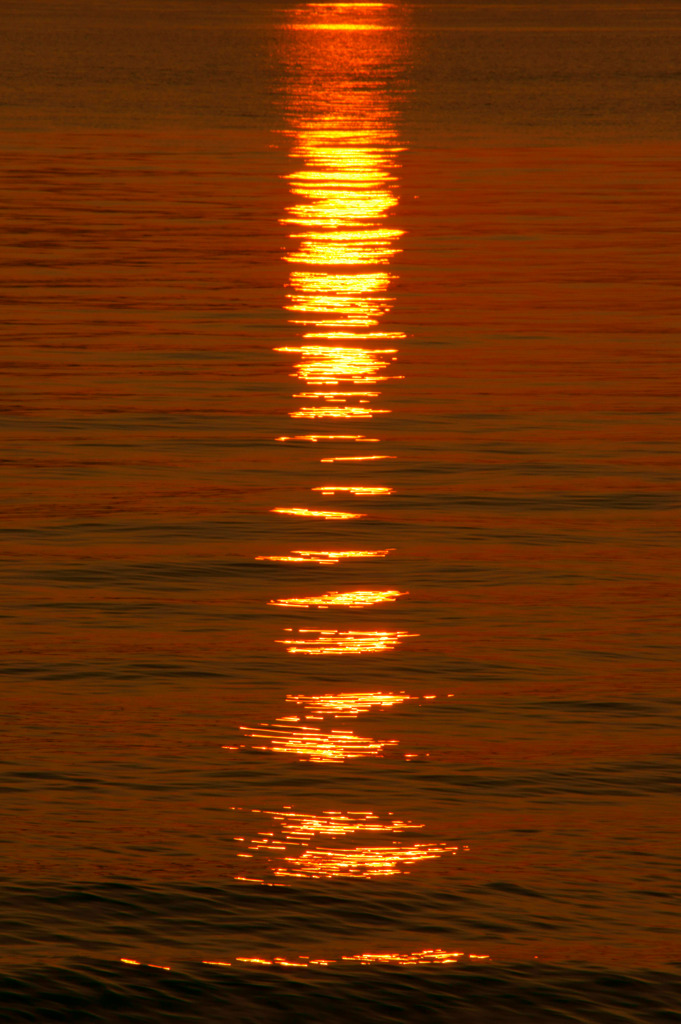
[286,24,399,33]
[271,507,364,520]
[202,949,489,969]
[270,589,405,609]
[286,271,394,326]
[233,722,398,761]
[303,331,402,338]
[290,405,390,418]
[279,5,406,452]
[275,346,399,385]
[294,391,380,398]
[277,434,380,442]
[121,959,170,970]
[277,628,418,655]
[284,193,397,230]
[285,229,403,267]
[262,809,422,839]
[286,691,411,715]
[256,549,392,564]
[312,485,393,495]
[341,951,466,965]
[274,842,458,879]
[320,455,395,461]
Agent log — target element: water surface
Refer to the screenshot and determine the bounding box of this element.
[1,1,680,1019]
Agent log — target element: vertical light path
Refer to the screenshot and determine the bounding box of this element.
[260,1,414,762]
[240,0,437,877]
[218,3,477,965]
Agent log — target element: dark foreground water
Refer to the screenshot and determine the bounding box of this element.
[1,2,680,1020]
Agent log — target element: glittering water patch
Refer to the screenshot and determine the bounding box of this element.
[270,589,406,609]
[232,721,398,761]
[287,691,411,715]
[277,628,418,655]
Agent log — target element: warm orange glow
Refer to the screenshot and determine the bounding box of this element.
[286,691,411,715]
[277,628,418,655]
[262,808,422,839]
[256,548,392,564]
[230,806,454,879]
[320,454,395,462]
[234,722,398,761]
[276,345,400,386]
[271,506,364,520]
[270,589,406,608]
[284,231,403,266]
[312,484,393,495]
[274,841,458,879]
[121,959,170,970]
[341,951,467,965]
[286,24,398,33]
[294,391,380,398]
[277,434,380,442]
[130,948,493,973]
[278,0,406,437]
[202,949,488,969]
[290,405,390,418]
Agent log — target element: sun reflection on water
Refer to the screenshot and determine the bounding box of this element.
[286,691,411,715]
[312,484,393,495]
[197,949,488,969]
[225,806,459,880]
[270,589,406,608]
[274,842,458,879]
[289,404,390,419]
[277,628,418,655]
[320,454,396,462]
[276,345,401,387]
[256,548,393,564]
[271,506,364,520]
[115,1,485,980]
[277,434,380,442]
[122,949,490,972]
[225,0,452,963]
[263,808,422,839]
[233,722,398,761]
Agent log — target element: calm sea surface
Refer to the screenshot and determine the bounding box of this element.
[1,2,680,1020]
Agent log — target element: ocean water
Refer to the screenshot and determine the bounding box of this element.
[1,1,680,1020]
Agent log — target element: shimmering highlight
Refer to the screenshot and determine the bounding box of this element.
[234,722,398,761]
[271,507,364,520]
[313,484,393,495]
[287,691,411,715]
[274,842,458,879]
[277,629,418,655]
[270,589,406,608]
[256,548,392,564]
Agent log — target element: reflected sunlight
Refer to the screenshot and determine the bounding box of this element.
[273,841,458,879]
[312,484,393,495]
[287,691,411,715]
[256,548,393,563]
[270,589,405,608]
[277,628,418,654]
[262,808,422,838]
[277,433,380,442]
[271,506,364,519]
[233,721,398,761]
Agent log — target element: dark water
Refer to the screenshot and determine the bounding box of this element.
[1,1,680,1020]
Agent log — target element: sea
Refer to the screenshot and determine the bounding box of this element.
[1,1,680,1020]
